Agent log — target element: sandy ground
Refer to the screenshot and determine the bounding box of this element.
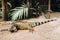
[0,12,60,40]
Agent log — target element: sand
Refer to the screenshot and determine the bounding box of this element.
[0,12,60,40]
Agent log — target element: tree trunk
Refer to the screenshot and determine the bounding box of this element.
[2,0,8,21]
[44,0,51,19]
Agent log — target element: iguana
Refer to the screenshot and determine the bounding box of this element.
[0,18,56,33]
[10,18,56,33]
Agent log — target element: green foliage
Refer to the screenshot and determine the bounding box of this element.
[8,2,48,21]
[0,0,48,21]
[8,4,29,21]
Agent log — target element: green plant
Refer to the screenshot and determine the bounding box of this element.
[8,1,48,21]
[8,4,29,21]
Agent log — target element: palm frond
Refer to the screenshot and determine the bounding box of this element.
[8,6,29,21]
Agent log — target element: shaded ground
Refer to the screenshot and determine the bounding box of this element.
[0,12,60,40]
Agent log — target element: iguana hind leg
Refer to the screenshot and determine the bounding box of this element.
[28,28,34,33]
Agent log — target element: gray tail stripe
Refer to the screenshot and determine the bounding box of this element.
[35,22,40,26]
[38,22,40,25]
[30,19,56,27]
[38,19,55,25]
[40,19,56,25]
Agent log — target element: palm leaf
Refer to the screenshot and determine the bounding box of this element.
[8,6,29,21]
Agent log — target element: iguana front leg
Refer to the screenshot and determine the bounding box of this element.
[28,27,34,33]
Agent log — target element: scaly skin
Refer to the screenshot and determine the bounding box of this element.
[0,18,56,33]
[11,18,56,33]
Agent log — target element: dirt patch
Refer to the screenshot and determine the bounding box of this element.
[0,12,60,40]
